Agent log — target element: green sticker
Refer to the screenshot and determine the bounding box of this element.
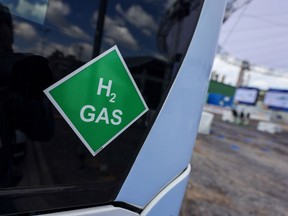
[44,46,148,156]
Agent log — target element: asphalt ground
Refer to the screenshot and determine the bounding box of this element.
[181,115,288,216]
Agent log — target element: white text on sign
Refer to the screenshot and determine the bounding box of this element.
[80,78,122,125]
[97,78,116,103]
[80,105,122,125]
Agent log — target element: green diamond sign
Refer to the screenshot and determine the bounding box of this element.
[44,46,148,156]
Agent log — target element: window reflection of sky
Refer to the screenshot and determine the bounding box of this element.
[0,0,48,24]
[4,0,171,61]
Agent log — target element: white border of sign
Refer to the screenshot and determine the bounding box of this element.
[44,46,149,156]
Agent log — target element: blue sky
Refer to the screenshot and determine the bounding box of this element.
[220,0,288,71]
[214,0,288,90]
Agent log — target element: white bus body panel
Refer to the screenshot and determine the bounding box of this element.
[42,206,139,216]
[140,165,191,216]
[40,0,226,215]
[116,0,226,208]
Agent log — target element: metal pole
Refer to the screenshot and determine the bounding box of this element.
[92,0,108,58]
[236,60,249,87]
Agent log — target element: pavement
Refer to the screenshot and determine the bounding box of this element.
[181,115,288,216]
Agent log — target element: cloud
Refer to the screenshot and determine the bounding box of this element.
[104,25,139,50]
[3,0,48,24]
[65,25,91,40]
[142,28,152,36]
[14,21,38,40]
[15,0,48,24]
[91,10,124,28]
[212,55,288,90]
[165,0,177,9]
[76,42,93,60]
[91,11,139,50]
[115,4,158,35]
[212,56,240,85]
[46,0,70,24]
[249,80,269,90]
[46,0,90,40]
[249,73,288,90]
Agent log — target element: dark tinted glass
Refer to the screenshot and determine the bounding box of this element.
[0,0,203,214]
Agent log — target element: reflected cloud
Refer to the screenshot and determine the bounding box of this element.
[165,0,177,9]
[0,0,48,24]
[46,0,70,23]
[46,0,90,40]
[16,0,47,23]
[115,4,157,36]
[14,21,38,40]
[66,25,91,40]
[91,11,139,50]
[104,25,139,50]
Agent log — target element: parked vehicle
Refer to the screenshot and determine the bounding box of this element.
[0,0,226,215]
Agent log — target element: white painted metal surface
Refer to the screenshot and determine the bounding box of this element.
[198,112,214,134]
[41,205,139,216]
[141,165,191,216]
[116,0,227,208]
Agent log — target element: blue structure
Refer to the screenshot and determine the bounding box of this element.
[207,93,234,107]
